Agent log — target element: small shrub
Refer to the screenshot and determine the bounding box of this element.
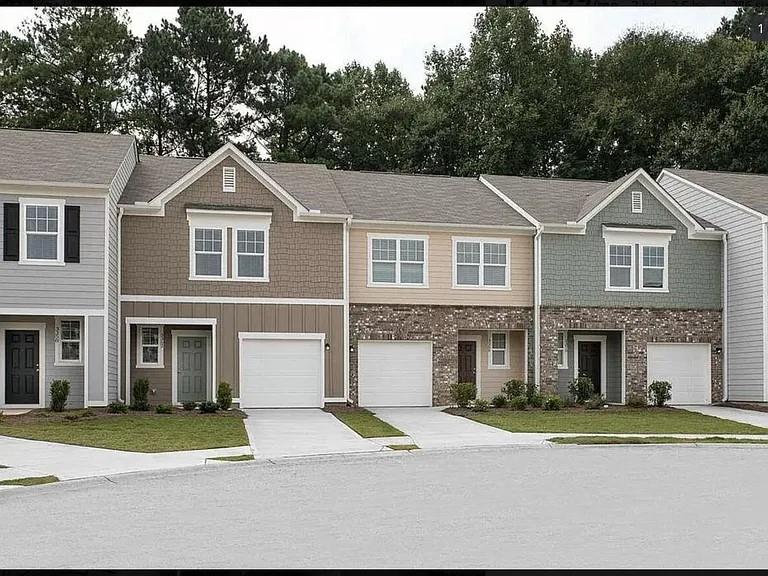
[585,394,607,410]
[155,404,173,414]
[648,380,672,407]
[510,395,528,410]
[217,381,233,411]
[107,401,128,414]
[543,395,563,411]
[198,401,219,414]
[131,378,150,411]
[49,379,70,412]
[525,380,537,403]
[450,382,477,408]
[491,394,507,408]
[568,376,594,404]
[182,401,197,411]
[561,394,576,408]
[626,393,648,408]
[528,393,544,408]
[472,398,489,412]
[502,379,525,400]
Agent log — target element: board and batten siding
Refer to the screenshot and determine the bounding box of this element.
[0,194,105,309]
[660,173,765,401]
[349,227,534,306]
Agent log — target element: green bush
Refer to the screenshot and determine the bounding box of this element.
[49,379,70,412]
[502,379,525,400]
[510,395,528,410]
[217,381,233,411]
[568,376,594,404]
[528,393,544,408]
[626,393,648,408]
[450,382,477,408]
[648,380,672,407]
[561,394,576,408]
[182,401,196,411]
[107,401,128,414]
[543,395,563,411]
[585,394,607,410]
[155,404,172,414]
[525,381,537,403]
[131,378,150,411]
[491,394,507,408]
[472,398,489,412]
[198,400,219,414]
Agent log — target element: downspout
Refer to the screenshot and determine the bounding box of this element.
[722,232,728,402]
[534,224,543,390]
[343,216,351,404]
[117,207,124,403]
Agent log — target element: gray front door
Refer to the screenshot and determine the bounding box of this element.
[177,336,207,403]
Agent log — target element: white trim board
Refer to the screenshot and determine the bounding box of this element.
[572,335,608,399]
[458,334,482,397]
[0,322,47,409]
[171,329,213,405]
[120,295,344,306]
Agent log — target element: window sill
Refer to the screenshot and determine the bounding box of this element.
[189,275,270,283]
[136,363,165,369]
[452,285,511,291]
[367,282,429,289]
[54,359,83,367]
[232,276,270,283]
[19,259,65,267]
[605,287,669,293]
[487,364,510,370]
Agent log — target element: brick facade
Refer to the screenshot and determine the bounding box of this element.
[350,304,534,405]
[540,306,723,401]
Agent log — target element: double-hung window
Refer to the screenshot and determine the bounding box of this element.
[55,318,82,365]
[21,199,64,264]
[489,332,508,368]
[604,227,673,292]
[556,331,567,369]
[137,325,163,368]
[608,245,633,289]
[235,229,267,280]
[192,228,224,278]
[369,236,427,287]
[641,246,665,289]
[454,238,509,289]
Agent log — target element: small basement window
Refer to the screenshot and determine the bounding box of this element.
[631,190,643,213]
[223,167,236,193]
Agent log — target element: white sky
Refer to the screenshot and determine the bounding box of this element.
[0,6,736,91]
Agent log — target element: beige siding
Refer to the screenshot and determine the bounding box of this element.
[121,301,344,401]
[349,227,533,306]
[460,330,526,400]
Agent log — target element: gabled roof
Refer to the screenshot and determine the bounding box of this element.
[0,128,135,187]
[663,168,768,218]
[328,170,532,227]
[121,155,203,204]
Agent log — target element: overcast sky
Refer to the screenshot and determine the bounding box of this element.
[0,6,736,91]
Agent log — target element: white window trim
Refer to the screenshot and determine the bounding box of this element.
[189,226,227,280]
[54,317,83,366]
[367,233,429,288]
[136,324,164,369]
[19,197,66,266]
[556,331,568,369]
[222,166,236,193]
[232,227,270,282]
[631,190,643,213]
[488,331,509,369]
[452,236,511,290]
[606,243,635,291]
[603,229,673,293]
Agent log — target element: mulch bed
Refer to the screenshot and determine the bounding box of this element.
[2,407,246,424]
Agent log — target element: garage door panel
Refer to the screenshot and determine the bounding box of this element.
[647,343,711,405]
[358,341,432,407]
[240,337,324,408]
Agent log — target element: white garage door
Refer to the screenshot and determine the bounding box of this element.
[239,335,324,408]
[358,341,432,407]
[647,343,711,405]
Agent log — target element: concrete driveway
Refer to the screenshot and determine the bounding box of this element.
[677,405,768,429]
[371,407,526,449]
[243,409,382,459]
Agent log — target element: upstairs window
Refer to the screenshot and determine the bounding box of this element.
[642,246,666,289]
[454,238,509,289]
[604,227,673,292]
[369,236,427,287]
[235,229,267,280]
[192,228,224,278]
[223,167,236,193]
[631,190,643,213]
[21,199,64,264]
[608,244,633,289]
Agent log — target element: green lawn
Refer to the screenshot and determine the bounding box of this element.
[0,409,249,452]
[387,444,420,451]
[549,436,768,445]
[209,454,255,462]
[325,407,404,438]
[447,407,768,435]
[0,475,59,486]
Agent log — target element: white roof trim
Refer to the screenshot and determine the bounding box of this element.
[145,142,310,216]
[478,175,541,227]
[658,169,768,223]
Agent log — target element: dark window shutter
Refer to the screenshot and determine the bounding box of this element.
[64,205,80,263]
[3,203,19,261]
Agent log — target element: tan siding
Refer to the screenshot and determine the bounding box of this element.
[121,301,344,401]
[349,227,533,306]
[460,330,526,400]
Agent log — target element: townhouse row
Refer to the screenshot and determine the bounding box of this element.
[1,128,763,410]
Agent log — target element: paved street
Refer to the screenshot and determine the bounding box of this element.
[2,444,768,569]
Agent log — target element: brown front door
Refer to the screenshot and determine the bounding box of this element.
[577,341,601,394]
[458,341,476,384]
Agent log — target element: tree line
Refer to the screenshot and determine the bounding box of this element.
[0,6,765,179]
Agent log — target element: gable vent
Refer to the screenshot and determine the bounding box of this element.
[223,166,236,193]
[631,190,642,213]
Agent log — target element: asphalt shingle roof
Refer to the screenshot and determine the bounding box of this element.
[666,168,768,217]
[120,155,202,204]
[0,128,135,186]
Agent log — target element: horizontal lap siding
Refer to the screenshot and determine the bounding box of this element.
[661,174,764,401]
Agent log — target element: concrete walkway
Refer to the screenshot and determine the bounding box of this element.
[243,409,383,459]
[677,405,768,429]
[0,435,251,481]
